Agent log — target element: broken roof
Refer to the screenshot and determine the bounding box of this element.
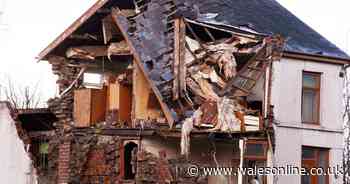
[37,0,349,61]
[176,0,348,59]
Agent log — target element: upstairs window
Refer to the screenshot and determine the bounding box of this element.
[302,72,321,124]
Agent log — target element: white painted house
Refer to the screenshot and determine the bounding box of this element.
[0,102,38,184]
[272,55,345,184]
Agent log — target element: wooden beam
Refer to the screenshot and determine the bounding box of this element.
[66,46,108,60]
[178,19,187,98]
[173,18,186,100]
[66,41,131,60]
[102,15,114,44]
[184,21,202,44]
[111,9,175,128]
[173,19,180,100]
[100,128,155,136]
[108,41,131,57]
[69,33,99,41]
[204,27,215,42]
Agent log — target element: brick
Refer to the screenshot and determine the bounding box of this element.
[57,140,71,184]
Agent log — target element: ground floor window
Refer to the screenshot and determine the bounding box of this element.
[39,141,49,170]
[29,138,49,171]
[301,146,329,184]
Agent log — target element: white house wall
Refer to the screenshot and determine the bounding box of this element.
[271,57,343,184]
[0,103,37,184]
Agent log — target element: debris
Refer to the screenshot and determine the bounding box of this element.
[197,68,226,88]
[107,41,131,59]
[180,107,201,157]
[66,46,108,60]
[214,97,242,132]
[191,73,220,101]
[59,67,86,97]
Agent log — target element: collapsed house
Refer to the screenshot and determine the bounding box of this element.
[35,0,349,184]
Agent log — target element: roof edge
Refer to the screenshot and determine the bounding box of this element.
[36,0,110,61]
[283,51,350,65]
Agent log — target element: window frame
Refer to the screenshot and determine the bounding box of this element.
[301,146,329,184]
[301,71,321,124]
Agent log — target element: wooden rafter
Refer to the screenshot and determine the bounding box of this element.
[173,18,186,100]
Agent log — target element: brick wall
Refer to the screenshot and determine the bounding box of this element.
[81,148,112,183]
[57,140,71,184]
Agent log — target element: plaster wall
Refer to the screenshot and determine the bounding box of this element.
[0,102,37,184]
[270,58,343,184]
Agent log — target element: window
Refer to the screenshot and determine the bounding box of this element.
[39,142,49,170]
[301,146,329,184]
[302,72,321,124]
[29,139,49,171]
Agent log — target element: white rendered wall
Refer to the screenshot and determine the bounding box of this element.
[0,103,37,184]
[270,58,343,184]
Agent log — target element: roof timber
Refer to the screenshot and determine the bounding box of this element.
[37,0,110,61]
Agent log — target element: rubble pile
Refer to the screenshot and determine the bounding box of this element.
[179,32,270,156]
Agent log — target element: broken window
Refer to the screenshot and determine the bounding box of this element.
[124,142,138,180]
[301,146,329,184]
[302,71,321,124]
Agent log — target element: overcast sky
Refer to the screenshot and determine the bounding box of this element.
[0,0,349,105]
